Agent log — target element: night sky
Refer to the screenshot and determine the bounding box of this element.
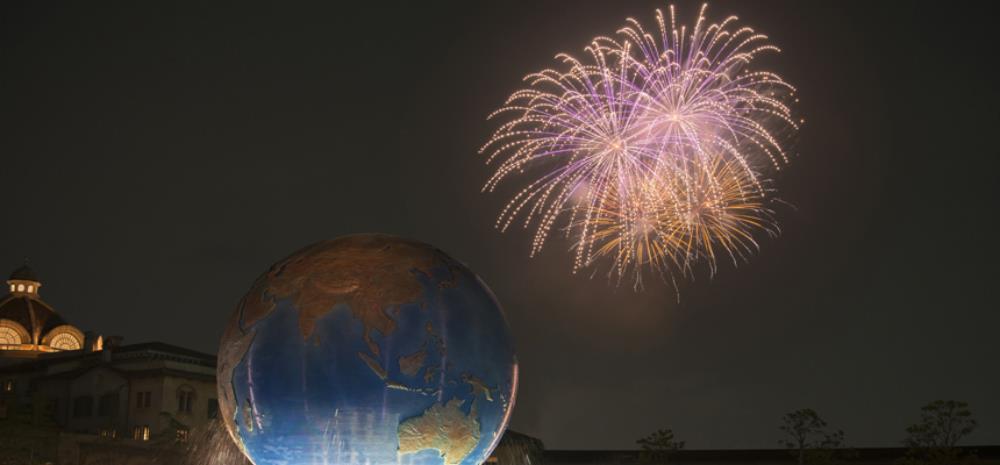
[2,0,998,450]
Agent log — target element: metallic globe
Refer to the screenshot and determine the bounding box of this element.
[217,234,517,465]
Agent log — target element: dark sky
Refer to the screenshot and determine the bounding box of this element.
[2,0,998,451]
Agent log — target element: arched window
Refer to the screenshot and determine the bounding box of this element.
[43,325,84,351]
[0,320,27,346]
[49,333,82,350]
[16,284,24,292]
[0,327,20,345]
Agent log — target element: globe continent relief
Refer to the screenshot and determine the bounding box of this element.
[217,234,518,465]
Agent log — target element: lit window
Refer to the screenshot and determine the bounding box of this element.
[176,428,189,442]
[26,285,33,293]
[2,380,13,392]
[0,327,21,345]
[16,284,24,292]
[49,333,82,351]
[133,425,150,441]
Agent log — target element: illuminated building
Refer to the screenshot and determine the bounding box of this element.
[0,264,218,464]
[0,264,96,360]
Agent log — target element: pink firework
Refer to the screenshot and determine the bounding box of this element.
[481,4,801,287]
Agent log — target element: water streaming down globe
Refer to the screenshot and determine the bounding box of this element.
[217,234,518,465]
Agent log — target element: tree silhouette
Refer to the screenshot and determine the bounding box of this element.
[636,428,685,464]
[779,408,851,465]
[901,400,979,465]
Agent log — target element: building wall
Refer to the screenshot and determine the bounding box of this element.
[160,374,217,433]
[65,367,129,434]
[0,350,43,368]
[36,376,70,425]
[0,373,25,419]
[60,433,165,465]
[1,372,38,409]
[2,344,221,444]
[126,374,164,439]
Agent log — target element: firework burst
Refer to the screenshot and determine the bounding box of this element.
[481,4,800,288]
[585,155,777,287]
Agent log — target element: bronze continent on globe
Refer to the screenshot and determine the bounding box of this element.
[239,234,459,350]
[398,398,481,465]
[216,234,465,450]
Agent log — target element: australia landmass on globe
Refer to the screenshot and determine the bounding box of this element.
[398,399,481,465]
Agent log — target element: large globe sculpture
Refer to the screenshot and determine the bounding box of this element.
[217,234,518,465]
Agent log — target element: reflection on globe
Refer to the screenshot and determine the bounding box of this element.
[217,234,517,465]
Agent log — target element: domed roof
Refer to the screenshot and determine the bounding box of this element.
[8,263,39,282]
[0,294,66,340]
[1,264,74,346]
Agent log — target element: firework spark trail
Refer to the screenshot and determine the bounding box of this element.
[480,4,800,288]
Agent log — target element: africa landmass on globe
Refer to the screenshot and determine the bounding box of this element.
[217,234,517,465]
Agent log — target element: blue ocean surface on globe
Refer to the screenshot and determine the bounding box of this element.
[217,235,517,465]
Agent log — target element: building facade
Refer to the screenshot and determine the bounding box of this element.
[0,266,219,464]
[2,342,219,440]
